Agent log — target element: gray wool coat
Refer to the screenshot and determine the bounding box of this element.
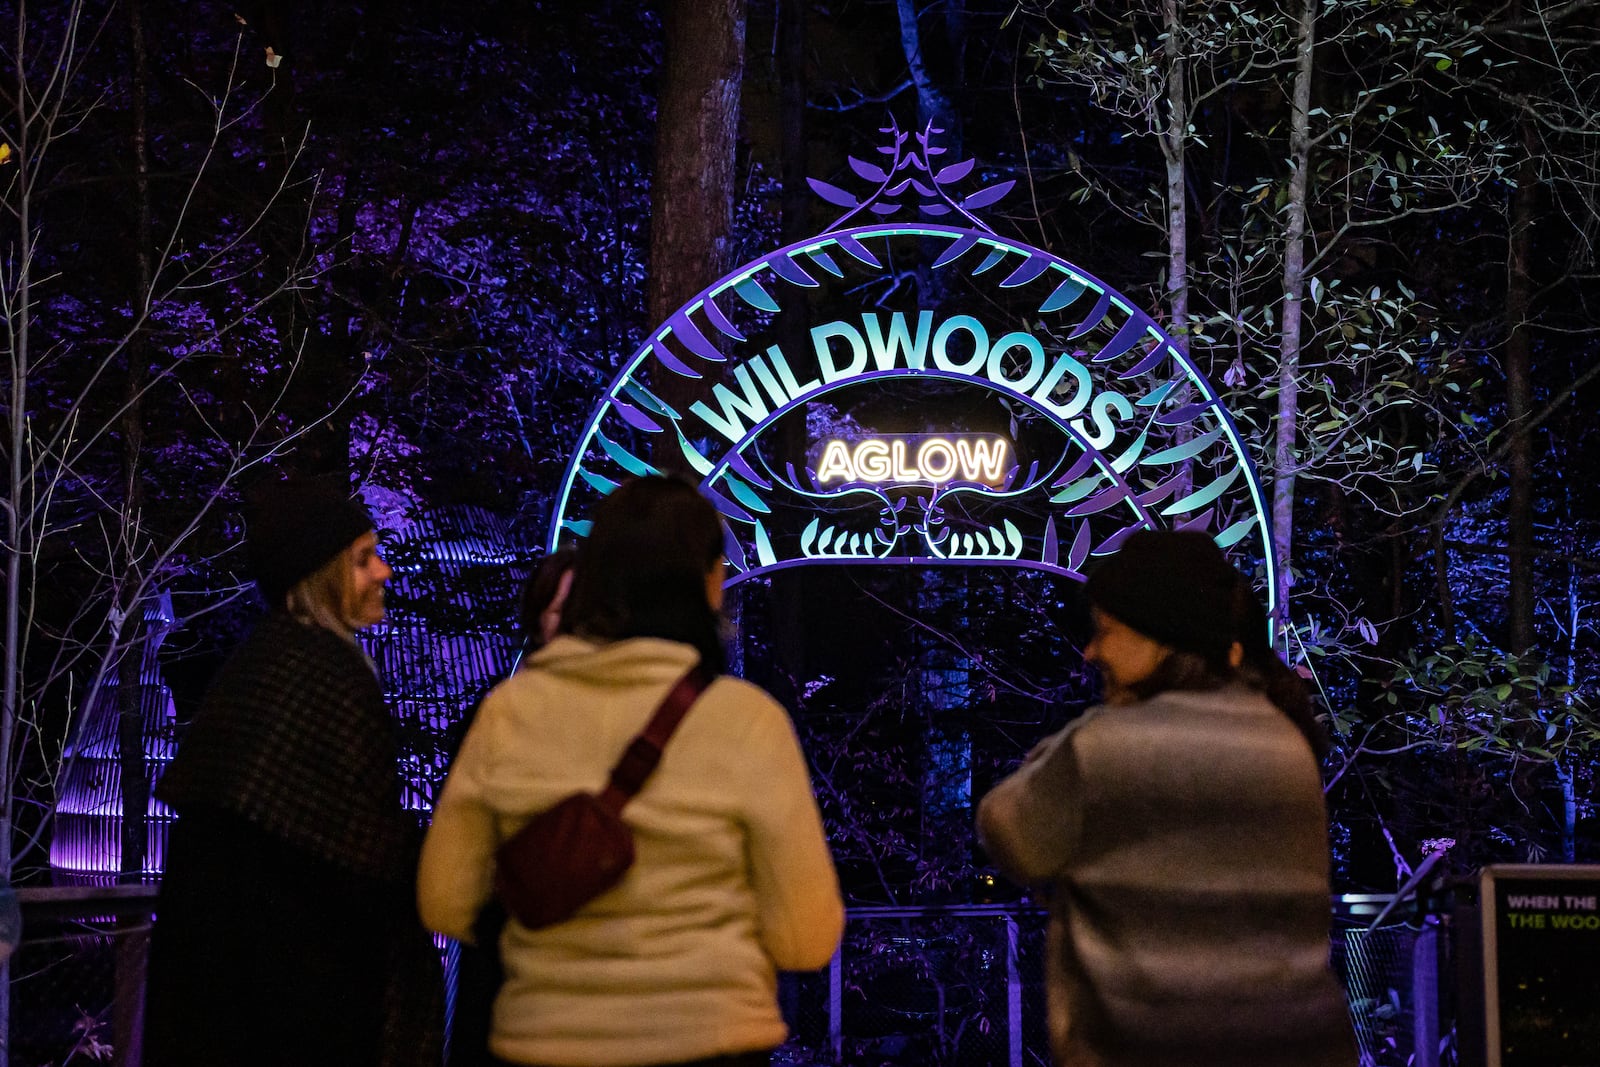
[977,685,1359,1067]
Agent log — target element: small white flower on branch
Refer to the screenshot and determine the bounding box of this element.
[265,46,282,69]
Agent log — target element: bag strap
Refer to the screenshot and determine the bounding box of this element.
[597,663,711,814]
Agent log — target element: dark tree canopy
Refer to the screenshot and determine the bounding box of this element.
[5,0,1599,901]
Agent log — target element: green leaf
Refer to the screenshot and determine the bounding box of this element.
[754,520,777,567]
[723,474,772,515]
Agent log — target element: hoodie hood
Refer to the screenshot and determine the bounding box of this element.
[527,635,703,689]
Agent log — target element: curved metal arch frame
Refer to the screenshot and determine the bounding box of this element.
[548,223,1276,611]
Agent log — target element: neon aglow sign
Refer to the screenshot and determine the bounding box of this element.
[816,435,1011,488]
[550,123,1273,596]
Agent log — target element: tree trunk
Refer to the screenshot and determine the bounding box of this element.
[1161,0,1189,357]
[778,0,808,252]
[765,0,810,704]
[1159,0,1196,497]
[1271,0,1317,642]
[117,0,155,882]
[2,0,37,892]
[1505,114,1537,654]
[0,3,36,1054]
[648,0,746,471]
[895,0,963,304]
[895,0,960,144]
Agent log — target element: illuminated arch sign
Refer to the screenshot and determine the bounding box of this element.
[551,124,1273,597]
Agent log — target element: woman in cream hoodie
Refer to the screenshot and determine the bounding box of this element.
[419,477,843,1067]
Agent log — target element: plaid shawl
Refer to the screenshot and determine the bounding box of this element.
[157,610,442,1067]
[158,611,412,879]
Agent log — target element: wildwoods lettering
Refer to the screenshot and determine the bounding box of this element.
[686,311,1137,449]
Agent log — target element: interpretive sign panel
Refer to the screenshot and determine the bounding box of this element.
[1480,864,1600,1067]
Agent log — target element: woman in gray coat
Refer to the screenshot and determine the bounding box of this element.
[977,531,1357,1067]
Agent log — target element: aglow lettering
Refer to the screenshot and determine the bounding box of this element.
[816,435,1011,487]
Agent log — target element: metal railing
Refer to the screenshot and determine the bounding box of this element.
[11,888,1435,1067]
[774,898,1439,1067]
[775,904,1046,1067]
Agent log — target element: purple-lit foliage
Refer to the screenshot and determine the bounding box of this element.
[2,2,348,898]
[3,0,1595,925]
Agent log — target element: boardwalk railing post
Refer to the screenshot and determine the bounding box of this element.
[828,943,843,1064]
[1412,919,1440,1067]
[1005,914,1021,1067]
[112,913,149,1067]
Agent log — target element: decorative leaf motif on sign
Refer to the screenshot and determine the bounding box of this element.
[807,178,859,209]
[660,316,723,366]
[701,298,745,341]
[753,520,777,567]
[610,400,660,433]
[1067,521,1093,572]
[1000,254,1052,289]
[721,474,771,515]
[961,181,1015,211]
[972,248,1011,275]
[807,120,1016,233]
[595,431,659,479]
[1093,521,1148,557]
[550,167,1274,609]
[733,277,780,313]
[1069,291,1112,339]
[1042,516,1060,566]
[849,156,889,183]
[675,427,715,477]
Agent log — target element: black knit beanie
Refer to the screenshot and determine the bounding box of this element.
[245,478,374,606]
[1084,530,1240,659]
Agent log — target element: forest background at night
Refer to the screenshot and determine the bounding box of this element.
[4,0,1598,917]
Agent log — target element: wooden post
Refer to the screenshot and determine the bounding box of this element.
[112,915,150,1067]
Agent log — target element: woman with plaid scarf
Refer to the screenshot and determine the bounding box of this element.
[147,478,443,1067]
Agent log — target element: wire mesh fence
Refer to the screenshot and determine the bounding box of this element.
[777,906,1049,1067]
[10,886,157,1067]
[1331,895,1441,1067]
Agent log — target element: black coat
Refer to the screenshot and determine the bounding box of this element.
[147,808,395,1066]
[147,612,442,1067]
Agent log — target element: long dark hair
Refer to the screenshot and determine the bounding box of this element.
[560,476,726,674]
[518,546,577,656]
[1122,646,1235,704]
[1231,577,1329,761]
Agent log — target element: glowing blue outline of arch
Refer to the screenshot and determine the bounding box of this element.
[549,223,1275,608]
